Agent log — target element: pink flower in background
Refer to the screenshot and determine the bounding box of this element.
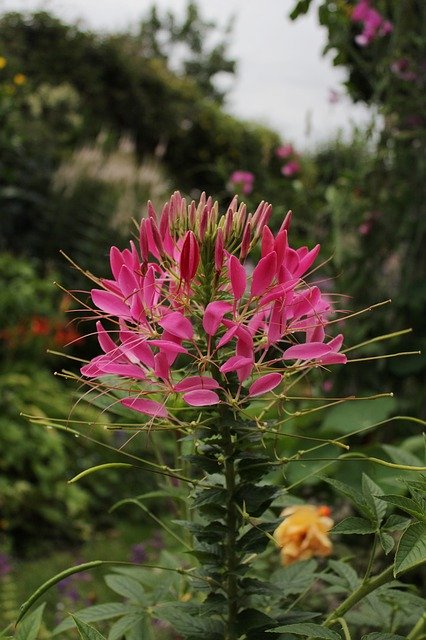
[281,161,301,177]
[80,193,346,421]
[229,170,255,195]
[351,0,393,47]
[276,144,294,159]
[390,59,417,82]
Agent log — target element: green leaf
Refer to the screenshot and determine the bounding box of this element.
[235,484,278,516]
[382,444,423,469]
[108,614,145,640]
[289,0,314,20]
[394,522,426,576]
[104,575,146,602]
[267,622,341,638]
[192,487,226,508]
[378,531,395,554]
[271,559,318,596]
[52,603,131,635]
[320,396,396,435]
[324,478,373,520]
[72,616,107,640]
[332,517,376,534]
[236,608,276,633]
[329,560,360,590]
[155,603,224,638]
[16,604,45,640]
[380,495,426,523]
[383,514,411,531]
[362,474,387,526]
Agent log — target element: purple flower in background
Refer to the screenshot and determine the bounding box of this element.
[281,161,301,177]
[351,0,393,47]
[229,170,254,195]
[0,552,12,576]
[328,89,341,104]
[130,543,148,564]
[276,144,294,159]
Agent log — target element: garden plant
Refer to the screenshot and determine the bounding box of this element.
[9,192,426,640]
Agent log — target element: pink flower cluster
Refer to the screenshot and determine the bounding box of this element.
[351,0,393,47]
[276,144,301,178]
[81,193,346,419]
[229,171,255,195]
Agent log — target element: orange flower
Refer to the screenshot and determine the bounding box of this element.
[273,505,333,565]
[13,73,26,86]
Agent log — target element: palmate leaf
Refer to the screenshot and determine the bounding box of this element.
[394,522,426,577]
[380,495,426,524]
[104,575,147,602]
[108,614,148,640]
[15,604,45,640]
[362,474,387,527]
[72,616,107,640]
[324,478,373,521]
[266,622,341,638]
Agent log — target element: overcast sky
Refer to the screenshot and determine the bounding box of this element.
[0,0,372,148]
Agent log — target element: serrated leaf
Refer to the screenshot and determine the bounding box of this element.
[72,616,107,640]
[380,495,426,523]
[16,604,46,640]
[235,483,279,516]
[362,474,387,526]
[329,560,360,590]
[155,603,224,638]
[271,559,318,596]
[104,575,146,602]
[378,531,395,554]
[332,517,376,534]
[236,608,276,633]
[52,603,131,635]
[192,487,226,508]
[394,522,426,576]
[383,514,411,531]
[108,614,143,640]
[324,478,373,520]
[267,622,340,638]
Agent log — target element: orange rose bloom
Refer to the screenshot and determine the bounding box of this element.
[273,505,333,565]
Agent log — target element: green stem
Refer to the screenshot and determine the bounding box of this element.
[336,617,352,640]
[323,565,394,627]
[362,534,378,582]
[221,416,240,640]
[407,612,426,640]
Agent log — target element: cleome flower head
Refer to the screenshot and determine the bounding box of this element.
[273,505,334,565]
[80,192,346,420]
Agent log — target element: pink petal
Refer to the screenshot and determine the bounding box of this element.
[248,373,283,397]
[149,340,188,355]
[318,353,347,365]
[183,389,220,406]
[110,246,124,281]
[81,355,108,378]
[180,230,200,282]
[120,331,155,368]
[295,244,320,277]
[159,312,194,340]
[283,342,332,360]
[96,321,117,353]
[154,352,170,381]
[118,265,139,298]
[121,397,168,418]
[261,226,275,257]
[203,301,233,336]
[174,376,220,392]
[251,251,277,297]
[228,255,247,300]
[99,362,146,380]
[327,333,344,351]
[91,289,131,318]
[219,355,253,374]
[142,266,156,308]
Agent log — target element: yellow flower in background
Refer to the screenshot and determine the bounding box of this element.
[273,505,333,565]
[0,57,7,69]
[13,73,26,85]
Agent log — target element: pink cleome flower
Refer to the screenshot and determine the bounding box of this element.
[351,0,393,47]
[229,171,255,195]
[281,161,301,177]
[81,193,346,419]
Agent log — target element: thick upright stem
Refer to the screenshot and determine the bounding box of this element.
[220,416,240,640]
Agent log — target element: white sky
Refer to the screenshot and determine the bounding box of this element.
[0,0,372,148]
